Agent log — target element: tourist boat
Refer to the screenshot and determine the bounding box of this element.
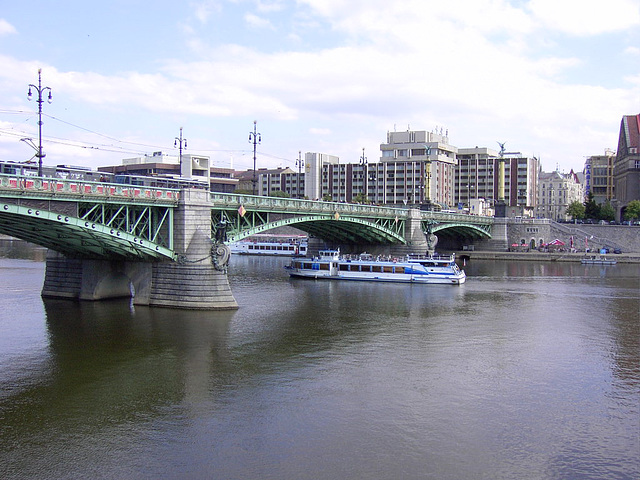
[581,255,617,265]
[285,250,466,284]
[229,234,308,256]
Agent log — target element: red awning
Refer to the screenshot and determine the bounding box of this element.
[548,239,565,246]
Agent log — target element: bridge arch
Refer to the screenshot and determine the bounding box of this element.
[430,222,492,241]
[225,214,407,245]
[0,203,175,260]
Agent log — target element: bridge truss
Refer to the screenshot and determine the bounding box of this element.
[0,175,178,260]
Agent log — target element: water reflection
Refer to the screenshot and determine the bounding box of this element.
[0,250,638,480]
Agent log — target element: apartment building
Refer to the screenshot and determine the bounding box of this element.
[456,148,539,215]
[584,149,615,204]
[536,170,584,221]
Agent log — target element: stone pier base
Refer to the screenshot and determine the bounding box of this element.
[42,251,238,310]
[41,188,239,310]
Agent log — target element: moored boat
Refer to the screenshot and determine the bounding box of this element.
[229,234,308,256]
[285,250,466,284]
[581,255,617,265]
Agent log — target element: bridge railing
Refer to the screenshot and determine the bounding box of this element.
[0,173,181,202]
[209,192,409,217]
[425,211,494,224]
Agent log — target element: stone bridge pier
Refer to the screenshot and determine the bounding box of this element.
[42,189,238,310]
[389,208,430,256]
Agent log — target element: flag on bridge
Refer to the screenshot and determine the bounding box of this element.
[238,205,246,217]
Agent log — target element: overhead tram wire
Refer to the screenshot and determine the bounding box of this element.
[2,109,302,169]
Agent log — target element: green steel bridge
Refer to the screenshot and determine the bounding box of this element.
[0,173,493,260]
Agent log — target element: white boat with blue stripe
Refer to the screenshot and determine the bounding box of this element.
[285,250,466,285]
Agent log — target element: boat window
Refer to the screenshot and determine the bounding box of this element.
[319,263,330,270]
[372,265,383,273]
[383,266,394,273]
[339,264,349,271]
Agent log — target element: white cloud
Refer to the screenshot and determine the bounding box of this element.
[244,12,275,29]
[527,0,640,36]
[309,127,331,135]
[0,19,16,36]
[1,1,637,172]
[192,1,222,24]
[624,46,640,56]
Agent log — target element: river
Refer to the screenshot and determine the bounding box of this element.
[0,243,638,480]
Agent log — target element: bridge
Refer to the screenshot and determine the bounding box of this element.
[0,173,493,309]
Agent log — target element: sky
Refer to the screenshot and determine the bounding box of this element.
[0,0,638,175]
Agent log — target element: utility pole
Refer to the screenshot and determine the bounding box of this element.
[174,127,187,176]
[27,69,52,177]
[249,121,261,195]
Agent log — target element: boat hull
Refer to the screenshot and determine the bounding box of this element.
[287,269,466,284]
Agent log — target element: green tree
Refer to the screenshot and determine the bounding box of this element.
[599,202,615,222]
[322,194,333,202]
[566,200,585,220]
[351,193,370,204]
[584,192,600,220]
[624,200,640,220]
[269,190,290,198]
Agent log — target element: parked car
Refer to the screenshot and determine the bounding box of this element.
[613,248,622,254]
[602,246,610,253]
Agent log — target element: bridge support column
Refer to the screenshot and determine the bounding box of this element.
[403,208,431,254]
[148,189,238,310]
[41,189,238,310]
[42,251,146,301]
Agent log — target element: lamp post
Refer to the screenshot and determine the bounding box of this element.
[27,68,52,177]
[422,144,432,210]
[248,120,261,195]
[296,150,304,199]
[174,127,187,176]
[359,147,367,198]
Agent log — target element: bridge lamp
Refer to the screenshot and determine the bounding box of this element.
[27,68,53,177]
[359,148,368,197]
[296,151,304,199]
[248,121,261,196]
[174,127,187,176]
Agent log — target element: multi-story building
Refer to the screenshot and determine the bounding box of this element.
[304,153,338,201]
[235,167,300,197]
[301,130,539,214]
[584,149,615,204]
[536,169,584,221]
[613,114,640,219]
[303,129,457,207]
[99,152,237,192]
[378,129,457,207]
[456,148,539,216]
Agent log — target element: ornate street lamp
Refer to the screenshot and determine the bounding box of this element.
[296,151,304,199]
[248,121,261,195]
[174,127,187,176]
[27,69,52,177]
[359,147,367,198]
